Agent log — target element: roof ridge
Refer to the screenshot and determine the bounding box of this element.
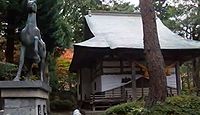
[90,10,140,16]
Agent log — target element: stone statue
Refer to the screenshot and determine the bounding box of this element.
[14,0,46,81]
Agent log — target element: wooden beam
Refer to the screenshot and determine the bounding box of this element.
[131,62,137,100]
[175,62,181,95]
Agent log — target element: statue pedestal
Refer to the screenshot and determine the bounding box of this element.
[0,81,51,115]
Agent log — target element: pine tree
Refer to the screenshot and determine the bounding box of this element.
[140,0,167,107]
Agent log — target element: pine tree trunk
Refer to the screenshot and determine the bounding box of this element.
[5,33,14,63]
[5,10,15,63]
[139,0,167,107]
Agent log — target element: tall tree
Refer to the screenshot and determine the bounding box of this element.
[156,0,200,96]
[140,0,167,107]
[52,0,101,45]
[99,0,136,12]
[3,0,26,63]
[183,0,200,95]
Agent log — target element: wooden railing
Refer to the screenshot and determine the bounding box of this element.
[89,93,126,111]
[88,87,177,110]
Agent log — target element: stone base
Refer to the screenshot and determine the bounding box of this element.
[0,80,51,115]
[4,98,47,115]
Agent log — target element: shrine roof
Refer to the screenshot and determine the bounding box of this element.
[75,12,200,49]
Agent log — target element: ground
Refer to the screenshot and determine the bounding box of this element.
[51,111,71,115]
[51,110,105,115]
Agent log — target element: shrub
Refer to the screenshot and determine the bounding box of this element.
[50,99,74,111]
[105,101,144,115]
[149,96,200,115]
[50,90,77,111]
[0,62,17,80]
[105,96,200,115]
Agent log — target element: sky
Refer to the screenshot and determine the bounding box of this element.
[103,0,190,6]
[124,0,139,5]
[125,0,192,6]
[102,0,139,6]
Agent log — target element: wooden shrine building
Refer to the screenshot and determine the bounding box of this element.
[69,11,200,110]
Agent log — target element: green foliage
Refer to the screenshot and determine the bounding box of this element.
[109,1,136,12]
[0,62,17,80]
[154,0,200,96]
[155,0,200,40]
[0,0,7,29]
[154,1,182,32]
[0,37,6,61]
[149,96,200,115]
[105,96,200,115]
[47,55,59,92]
[96,1,136,12]
[50,0,137,47]
[0,0,137,61]
[0,0,7,11]
[1,0,26,35]
[105,101,144,115]
[37,0,63,52]
[0,0,27,62]
[50,91,77,111]
[37,0,100,51]
[179,62,196,95]
[52,0,99,45]
[50,99,74,111]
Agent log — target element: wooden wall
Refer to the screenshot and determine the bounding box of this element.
[105,87,177,99]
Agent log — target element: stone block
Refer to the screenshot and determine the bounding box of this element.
[3,98,47,115]
[0,81,50,115]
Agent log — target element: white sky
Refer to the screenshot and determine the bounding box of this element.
[125,0,193,6]
[124,0,139,5]
[102,0,139,5]
[103,0,191,6]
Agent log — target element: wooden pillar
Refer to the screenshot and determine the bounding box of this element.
[0,90,3,110]
[121,86,125,99]
[79,69,82,101]
[175,62,181,95]
[131,62,137,100]
[142,79,144,97]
